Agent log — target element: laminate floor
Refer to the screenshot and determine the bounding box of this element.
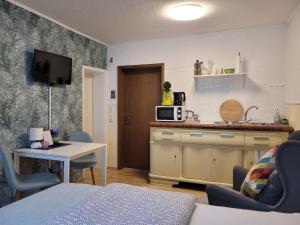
[81,167,205,198]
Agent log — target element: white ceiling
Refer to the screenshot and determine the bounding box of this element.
[10,0,300,44]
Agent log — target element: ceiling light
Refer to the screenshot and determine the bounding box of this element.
[168,4,205,21]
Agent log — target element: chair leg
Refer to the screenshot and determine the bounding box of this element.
[90,167,95,185]
[14,190,22,202]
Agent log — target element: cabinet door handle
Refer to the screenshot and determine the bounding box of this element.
[161,132,174,135]
[254,137,270,141]
[220,134,235,139]
[174,155,177,158]
[161,138,173,142]
[213,158,216,163]
[253,143,270,147]
[190,133,203,137]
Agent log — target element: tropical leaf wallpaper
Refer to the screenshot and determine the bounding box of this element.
[0,0,107,206]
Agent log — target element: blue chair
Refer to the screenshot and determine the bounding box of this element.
[69,131,97,185]
[0,146,60,201]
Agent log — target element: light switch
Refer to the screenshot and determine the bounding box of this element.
[111,90,116,99]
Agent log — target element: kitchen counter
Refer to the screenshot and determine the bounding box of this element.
[149,121,294,133]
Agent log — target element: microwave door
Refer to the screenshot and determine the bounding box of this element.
[157,107,174,120]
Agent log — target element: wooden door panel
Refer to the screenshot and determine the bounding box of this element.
[150,142,179,177]
[182,144,212,181]
[212,147,244,184]
[121,66,162,170]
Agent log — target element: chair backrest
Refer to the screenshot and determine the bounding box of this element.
[68,131,93,143]
[275,140,300,213]
[288,130,300,141]
[0,146,19,189]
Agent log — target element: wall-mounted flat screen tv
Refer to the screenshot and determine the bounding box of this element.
[33,49,72,85]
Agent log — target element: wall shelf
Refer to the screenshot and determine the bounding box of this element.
[193,73,247,78]
[193,73,247,89]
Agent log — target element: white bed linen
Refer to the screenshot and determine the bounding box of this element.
[0,183,195,225]
[189,204,300,225]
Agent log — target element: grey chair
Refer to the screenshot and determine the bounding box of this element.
[206,130,300,213]
[0,146,60,201]
[69,131,97,185]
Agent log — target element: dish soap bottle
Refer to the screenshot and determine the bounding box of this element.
[274,109,281,124]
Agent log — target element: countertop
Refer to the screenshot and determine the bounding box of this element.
[149,121,294,132]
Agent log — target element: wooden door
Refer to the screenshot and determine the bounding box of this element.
[118,64,163,170]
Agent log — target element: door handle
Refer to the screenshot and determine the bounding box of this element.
[124,115,132,125]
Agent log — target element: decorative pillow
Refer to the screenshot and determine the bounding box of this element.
[240,146,278,198]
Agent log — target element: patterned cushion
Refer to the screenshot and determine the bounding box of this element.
[241,146,278,198]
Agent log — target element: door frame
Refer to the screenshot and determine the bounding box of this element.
[82,65,108,168]
[117,63,164,169]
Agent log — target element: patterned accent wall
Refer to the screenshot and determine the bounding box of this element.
[0,0,107,205]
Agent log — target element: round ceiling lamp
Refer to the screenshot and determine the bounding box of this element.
[168,4,205,21]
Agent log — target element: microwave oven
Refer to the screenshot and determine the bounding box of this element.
[155,106,186,122]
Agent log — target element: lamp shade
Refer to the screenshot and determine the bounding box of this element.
[29,128,44,141]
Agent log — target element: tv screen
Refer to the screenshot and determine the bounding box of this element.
[33,49,72,85]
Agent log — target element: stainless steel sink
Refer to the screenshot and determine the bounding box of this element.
[238,121,275,125]
[213,121,275,125]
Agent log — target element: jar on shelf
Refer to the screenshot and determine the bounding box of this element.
[194,60,203,75]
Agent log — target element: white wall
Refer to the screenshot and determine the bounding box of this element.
[286,3,300,129]
[107,25,287,167]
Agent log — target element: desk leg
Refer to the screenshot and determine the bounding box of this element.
[14,153,20,174]
[101,146,107,186]
[63,158,70,183]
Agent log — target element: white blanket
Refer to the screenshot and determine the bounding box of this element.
[189,204,300,225]
[0,183,196,225]
[47,183,196,225]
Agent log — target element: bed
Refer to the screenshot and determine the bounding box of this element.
[0,183,195,225]
[0,183,299,225]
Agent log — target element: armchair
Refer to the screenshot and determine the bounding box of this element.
[206,131,300,213]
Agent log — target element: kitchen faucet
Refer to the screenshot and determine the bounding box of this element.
[244,106,259,122]
[186,110,199,121]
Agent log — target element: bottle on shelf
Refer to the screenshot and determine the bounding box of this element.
[274,108,281,124]
[236,52,243,74]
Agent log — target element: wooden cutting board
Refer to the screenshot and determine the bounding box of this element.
[219,100,244,123]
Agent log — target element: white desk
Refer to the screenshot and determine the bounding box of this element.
[14,141,107,185]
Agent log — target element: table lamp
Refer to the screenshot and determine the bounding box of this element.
[30,128,44,149]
